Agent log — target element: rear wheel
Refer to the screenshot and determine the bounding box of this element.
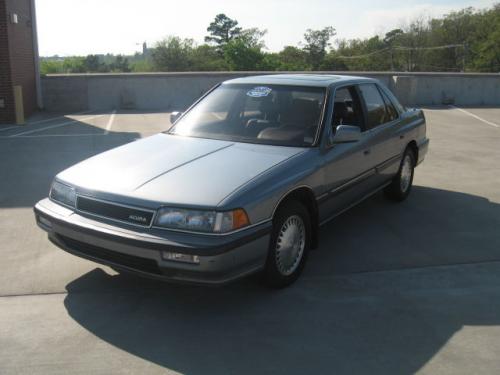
[384,148,415,202]
[263,201,311,288]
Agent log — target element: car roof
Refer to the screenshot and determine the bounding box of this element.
[223,74,376,88]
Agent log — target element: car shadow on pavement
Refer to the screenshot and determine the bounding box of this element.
[63,186,500,374]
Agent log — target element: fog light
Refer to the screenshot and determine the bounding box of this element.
[38,215,52,229]
[162,251,200,264]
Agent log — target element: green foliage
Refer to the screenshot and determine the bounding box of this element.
[62,56,86,73]
[152,36,194,71]
[219,27,269,70]
[40,59,64,75]
[41,4,500,74]
[258,53,281,71]
[302,27,336,69]
[83,55,104,72]
[41,55,133,74]
[223,38,264,71]
[466,4,500,72]
[238,28,267,49]
[276,46,310,71]
[130,59,154,72]
[205,14,242,50]
[110,55,131,72]
[190,45,229,71]
[384,29,404,45]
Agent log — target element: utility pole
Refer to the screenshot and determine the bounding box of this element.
[390,47,394,71]
[408,49,412,72]
[462,43,467,72]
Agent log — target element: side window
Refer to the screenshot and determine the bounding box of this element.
[380,89,398,122]
[332,86,364,129]
[384,90,405,113]
[358,83,388,130]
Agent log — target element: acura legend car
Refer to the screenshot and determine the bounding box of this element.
[34,74,428,287]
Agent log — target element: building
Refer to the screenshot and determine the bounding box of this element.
[0,0,41,124]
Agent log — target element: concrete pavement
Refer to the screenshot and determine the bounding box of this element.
[0,107,499,374]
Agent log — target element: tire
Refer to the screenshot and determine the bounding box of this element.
[263,201,311,288]
[384,148,416,202]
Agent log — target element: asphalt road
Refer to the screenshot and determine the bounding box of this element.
[1,107,499,374]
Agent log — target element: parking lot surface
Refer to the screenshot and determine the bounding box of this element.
[1,107,500,374]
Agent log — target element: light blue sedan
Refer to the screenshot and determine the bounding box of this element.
[34,74,429,287]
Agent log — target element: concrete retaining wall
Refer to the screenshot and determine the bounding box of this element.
[41,71,500,111]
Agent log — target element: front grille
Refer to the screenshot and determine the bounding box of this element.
[58,235,162,275]
[77,196,154,227]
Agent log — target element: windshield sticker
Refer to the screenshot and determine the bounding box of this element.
[246,86,272,98]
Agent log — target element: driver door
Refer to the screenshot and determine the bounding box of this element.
[318,85,377,223]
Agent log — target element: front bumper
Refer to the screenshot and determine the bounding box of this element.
[34,198,271,285]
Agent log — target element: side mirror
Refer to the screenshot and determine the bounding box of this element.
[329,125,361,144]
[170,111,183,125]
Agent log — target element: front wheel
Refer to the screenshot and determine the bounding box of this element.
[384,148,415,202]
[263,201,311,288]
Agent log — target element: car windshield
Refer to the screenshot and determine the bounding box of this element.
[168,83,326,147]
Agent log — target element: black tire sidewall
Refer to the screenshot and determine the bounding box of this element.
[385,148,416,201]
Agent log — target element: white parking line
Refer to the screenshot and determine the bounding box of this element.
[0,111,95,134]
[449,105,499,128]
[24,110,94,126]
[104,110,117,134]
[10,114,107,137]
[0,126,20,132]
[4,133,108,138]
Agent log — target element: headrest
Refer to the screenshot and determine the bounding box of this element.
[281,98,320,127]
[333,101,348,121]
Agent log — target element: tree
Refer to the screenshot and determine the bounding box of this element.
[152,36,194,71]
[130,59,154,72]
[277,46,310,70]
[218,25,268,71]
[401,16,430,71]
[223,38,264,71]
[259,52,281,71]
[40,59,64,75]
[110,55,131,72]
[83,55,107,72]
[320,51,348,71]
[190,45,229,71]
[238,28,267,49]
[62,56,86,73]
[302,26,336,69]
[384,29,404,70]
[37,3,500,74]
[471,6,500,71]
[205,14,242,50]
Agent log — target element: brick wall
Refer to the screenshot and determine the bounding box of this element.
[0,0,37,124]
[0,0,15,123]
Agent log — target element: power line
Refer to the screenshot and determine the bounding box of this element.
[394,44,465,51]
[334,48,389,59]
[333,44,465,60]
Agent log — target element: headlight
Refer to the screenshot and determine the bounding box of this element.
[49,180,76,207]
[154,207,250,233]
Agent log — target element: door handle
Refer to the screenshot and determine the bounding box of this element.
[363,149,371,155]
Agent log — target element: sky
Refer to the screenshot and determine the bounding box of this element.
[36,0,497,56]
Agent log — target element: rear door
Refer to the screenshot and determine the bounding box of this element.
[357,83,402,185]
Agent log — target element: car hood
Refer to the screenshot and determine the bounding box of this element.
[57,134,304,207]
